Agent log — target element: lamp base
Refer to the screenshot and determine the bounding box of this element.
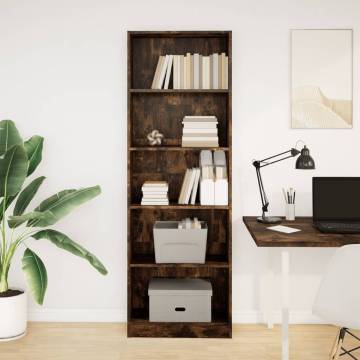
[257,216,282,224]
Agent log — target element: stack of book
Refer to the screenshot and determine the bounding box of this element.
[178,168,201,205]
[182,116,219,147]
[141,181,169,205]
[151,53,228,90]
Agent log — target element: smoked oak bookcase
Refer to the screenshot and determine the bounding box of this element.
[127,31,232,338]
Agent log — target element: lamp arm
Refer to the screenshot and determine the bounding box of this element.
[255,166,269,219]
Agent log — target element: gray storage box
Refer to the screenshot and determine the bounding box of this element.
[148,278,212,322]
[153,221,207,264]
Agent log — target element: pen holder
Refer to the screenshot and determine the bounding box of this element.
[285,204,295,221]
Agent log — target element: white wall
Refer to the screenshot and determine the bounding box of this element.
[1,0,359,323]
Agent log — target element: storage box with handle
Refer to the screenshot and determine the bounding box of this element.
[153,221,207,264]
[148,278,212,322]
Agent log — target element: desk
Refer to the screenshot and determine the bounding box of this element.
[243,216,360,360]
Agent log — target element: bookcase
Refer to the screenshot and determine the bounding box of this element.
[127,31,232,338]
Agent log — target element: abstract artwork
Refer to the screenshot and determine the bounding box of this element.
[291,29,353,128]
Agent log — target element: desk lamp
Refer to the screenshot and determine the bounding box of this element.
[253,141,315,224]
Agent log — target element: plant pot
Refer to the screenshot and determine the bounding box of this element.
[0,289,27,341]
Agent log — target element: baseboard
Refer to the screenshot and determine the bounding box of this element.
[29,308,326,324]
[233,310,326,324]
[29,309,127,322]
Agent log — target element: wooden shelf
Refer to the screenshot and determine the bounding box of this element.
[129,204,231,210]
[130,89,229,94]
[128,30,232,339]
[130,255,229,268]
[129,146,229,151]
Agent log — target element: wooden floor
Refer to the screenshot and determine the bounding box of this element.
[1,323,359,360]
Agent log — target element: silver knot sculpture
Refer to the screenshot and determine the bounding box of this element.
[147,129,164,146]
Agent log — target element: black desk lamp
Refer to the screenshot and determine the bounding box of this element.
[253,141,315,224]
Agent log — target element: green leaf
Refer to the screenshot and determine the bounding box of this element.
[29,186,101,227]
[32,229,108,275]
[8,211,48,228]
[0,145,28,197]
[22,248,47,305]
[0,195,17,222]
[0,120,23,155]
[24,136,43,176]
[13,176,45,216]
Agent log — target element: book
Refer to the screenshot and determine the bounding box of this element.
[164,55,173,90]
[173,55,179,89]
[201,56,210,89]
[182,116,218,122]
[182,136,218,141]
[179,55,184,89]
[182,141,219,147]
[190,168,201,205]
[157,55,169,89]
[224,56,228,89]
[184,168,196,204]
[183,55,187,89]
[199,55,203,89]
[142,181,168,187]
[186,53,191,89]
[193,53,200,89]
[190,54,194,89]
[183,128,218,134]
[151,56,163,89]
[182,123,218,129]
[220,53,226,89]
[178,169,190,204]
[211,53,219,89]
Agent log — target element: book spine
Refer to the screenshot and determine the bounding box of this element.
[202,56,210,89]
[182,55,187,90]
[151,56,163,89]
[194,54,199,89]
[186,53,191,89]
[173,55,178,89]
[212,53,218,89]
[225,56,228,89]
[164,55,173,90]
[157,55,169,89]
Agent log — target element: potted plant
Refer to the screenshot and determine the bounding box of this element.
[0,120,107,341]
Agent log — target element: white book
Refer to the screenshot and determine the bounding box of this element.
[190,168,201,205]
[178,169,190,204]
[200,178,215,205]
[183,128,218,134]
[173,55,179,89]
[184,169,196,204]
[183,55,187,89]
[183,115,217,119]
[164,55,173,90]
[212,53,219,89]
[183,123,218,129]
[179,55,184,89]
[220,53,226,89]
[186,53,191,89]
[201,56,210,89]
[157,55,169,89]
[143,181,168,187]
[151,56,163,89]
[193,54,200,89]
[182,136,219,141]
[183,117,217,122]
[142,190,168,194]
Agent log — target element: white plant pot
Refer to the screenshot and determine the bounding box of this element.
[0,289,27,341]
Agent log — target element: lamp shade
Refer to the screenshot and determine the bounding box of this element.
[295,145,315,169]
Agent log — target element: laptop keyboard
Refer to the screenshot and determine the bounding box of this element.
[316,222,360,234]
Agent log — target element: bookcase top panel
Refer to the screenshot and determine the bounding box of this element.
[128,31,231,38]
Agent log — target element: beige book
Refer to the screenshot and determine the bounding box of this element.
[179,55,185,89]
[173,55,179,89]
[225,56,228,89]
[151,56,163,89]
[201,56,210,89]
[199,55,203,89]
[184,168,196,204]
[220,53,226,89]
[190,54,194,89]
[183,55,187,89]
[178,169,190,203]
[186,53,191,89]
[157,55,169,89]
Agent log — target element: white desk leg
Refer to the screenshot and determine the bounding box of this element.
[264,248,274,329]
[281,250,290,360]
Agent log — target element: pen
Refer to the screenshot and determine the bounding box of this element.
[282,188,288,203]
[293,191,296,204]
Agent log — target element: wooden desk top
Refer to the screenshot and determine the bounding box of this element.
[243,216,360,247]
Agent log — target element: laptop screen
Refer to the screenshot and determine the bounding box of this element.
[313,177,360,221]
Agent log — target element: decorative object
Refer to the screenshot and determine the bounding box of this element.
[0,120,107,341]
[147,129,163,146]
[252,141,315,224]
[291,29,353,128]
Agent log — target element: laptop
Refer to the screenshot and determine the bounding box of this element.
[313,177,360,233]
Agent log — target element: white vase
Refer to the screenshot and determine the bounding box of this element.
[0,289,27,341]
